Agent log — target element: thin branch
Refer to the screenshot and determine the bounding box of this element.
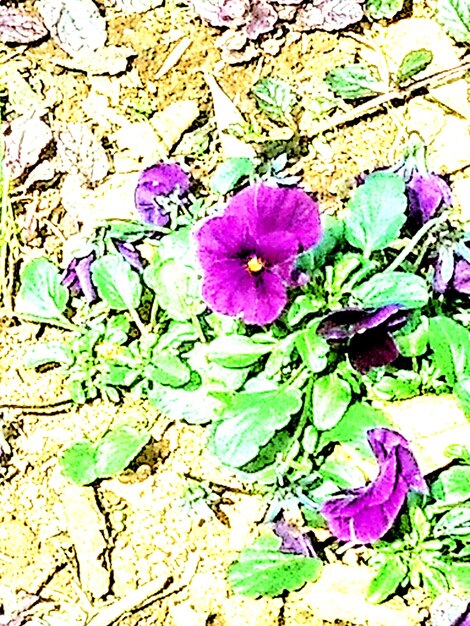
[308,60,470,137]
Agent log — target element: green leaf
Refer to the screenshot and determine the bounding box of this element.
[228,535,323,597]
[396,49,433,83]
[451,562,470,593]
[213,387,302,467]
[325,65,385,100]
[352,271,428,309]
[319,402,392,458]
[436,0,470,43]
[91,254,142,310]
[145,353,191,387]
[297,215,344,272]
[367,556,408,604]
[431,466,470,505]
[252,78,297,120]
[295,321,330,373]
[395,315,429,357]
[345,172,407,256]
[25,342,74,368]
[433,506,470,536]
[428,316,470,385]
[104,314,130,344]
[59,441,98,485]
[16,258,69,321]
[149,383,221,424]
[366,0,404,19]
[210,158,256,195]
[287,296,323,327]
[157,321,199,350]
[207,334,277,368]
[101,364,140,387]
[371,371,421,401]
[94,426,151,478]
[455,377,470,418]
[312,373,352,431]
[144,259,204,322]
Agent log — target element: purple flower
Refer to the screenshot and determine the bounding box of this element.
[317,304,409,373]
[406,170,452,227]
[433,240,470,296]
[113,240,143,272]
[453,603,470,626]
[321,428,428,544]
[273,515,317,558]
[61,242,143,302]
[134,162,190,227]
[195,183,322,326]
[61,251,97,303]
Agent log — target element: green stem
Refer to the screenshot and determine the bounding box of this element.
[385,213,448,273]
[190,313,206,343]
[128,306,148,337]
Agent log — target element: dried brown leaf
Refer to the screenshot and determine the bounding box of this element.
[4,114,53,179]
[0,7,49,44]
[50,45,136,75]
[36,0,107,57]
[56,122,109,184]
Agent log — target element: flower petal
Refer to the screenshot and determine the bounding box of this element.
[348,330,399,373]
[224,183,322,251]
[317,309,369,341]
[407,171,452,225]
[453,260,470,295]
[134,162,189,226]
[196,214,256,270]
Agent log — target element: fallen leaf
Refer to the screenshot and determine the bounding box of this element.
[112,0,164,12]
[36,0,107,57]
[51,45,136,75]
[56,123,109,184]
[0,7,49,44]
[4,114,53,179]
[150,100,200,153]
[1,65,48,117]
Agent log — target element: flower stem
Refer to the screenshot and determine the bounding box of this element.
[385,213,448,273]
[128,305,148,337]
[190,313,206,343]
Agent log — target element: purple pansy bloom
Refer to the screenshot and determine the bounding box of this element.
[134,162,189,227]
[61,251,97,303]
[433,239,470,295]
[61,241,143,302]
[406,170,452,227]
[196,183,322,326]
[321,428,428,544]
[273,515,317,558]
[317,304,409,373]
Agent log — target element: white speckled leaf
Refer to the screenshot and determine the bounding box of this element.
[113,0,163,13]
[0,7,49,44]
[4,114,52,179]
[36,0,107,57]
[56,123,109,184]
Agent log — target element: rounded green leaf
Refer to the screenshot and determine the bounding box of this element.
[59,441,98,485]
[228,535,323,597]
[345,172,407,256]
[352,271,428,309]
[91,254,142,310]
[312,373,352,431]
[16,257,69,321]
[367,556,408,604]
[94,426,151,478]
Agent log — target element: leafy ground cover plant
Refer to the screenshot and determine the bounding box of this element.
[15,140,470,604]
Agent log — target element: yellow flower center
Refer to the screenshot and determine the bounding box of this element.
[247,256,264,273]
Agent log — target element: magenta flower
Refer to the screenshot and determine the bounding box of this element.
[433,240,470,295]
[134,162,189,227]
[195,183,322,326]
[61,251,97,303]
[273,515,317,558]
[406,170,452,227]
[321,428,428,544]
[317,304,409,373]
